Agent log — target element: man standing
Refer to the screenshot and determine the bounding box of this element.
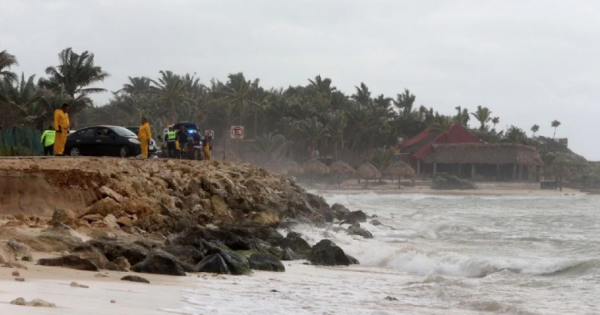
[40,126,55,156]
[137,117,152,158]
[166,127,177,158]
[53,103,70,156]
[176,125,189,159]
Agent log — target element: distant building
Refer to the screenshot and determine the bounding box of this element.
[400,124,482,175]
[422,143,543,181]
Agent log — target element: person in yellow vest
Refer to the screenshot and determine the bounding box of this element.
[40,126,56,156]
[53,103,70,156]
[137,117,152,158]
[202,135,212,161]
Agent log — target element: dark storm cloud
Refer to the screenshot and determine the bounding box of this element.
[2,0,599,158]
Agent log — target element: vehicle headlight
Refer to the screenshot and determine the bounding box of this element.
[129,138,140,144]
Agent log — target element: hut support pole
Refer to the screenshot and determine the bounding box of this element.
[471,164,475,180]
[417,160,421,177]
[535,166,540,182]
[433,162,437,177]
[512,164,517,181]
[519,165,523,181]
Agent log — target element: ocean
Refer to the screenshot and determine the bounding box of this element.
[163,193,600,315]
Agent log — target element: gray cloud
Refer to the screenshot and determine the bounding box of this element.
[2,0,598,159]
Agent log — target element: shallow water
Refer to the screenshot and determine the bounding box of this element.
[167,193,600,314]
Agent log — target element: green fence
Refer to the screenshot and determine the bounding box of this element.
[0,127,44,156]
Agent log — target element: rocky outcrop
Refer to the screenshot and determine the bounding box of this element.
[278,232,311,258]
[38,255,99,271]
[130,249,188,276]
[308,239,352,266]
[342,210,368,224]
[347,223,374,239]
[280,248,296,261]
[89,239,148,265]
[247,253,285,272]
[194,249,251,275]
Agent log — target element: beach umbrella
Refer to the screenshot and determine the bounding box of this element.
[356,162,381,188]
[302,159,329,183]
[384,161,415,188]
[329,160,355,187]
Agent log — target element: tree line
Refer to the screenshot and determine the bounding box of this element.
[1,46,568,164]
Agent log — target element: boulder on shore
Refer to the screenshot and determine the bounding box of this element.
[130,249,188,276]
[347,223,374,239]
[247,253,285,272]
[308,239,351,266]
[342,210,368,223]
[280,247,296,261]
[38,255,99,271]
[278,232,311,258]
[194,249,251,275]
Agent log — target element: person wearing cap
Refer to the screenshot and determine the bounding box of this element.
[40,126,55,156]
[137,117,152,158]
[53,103,70,156]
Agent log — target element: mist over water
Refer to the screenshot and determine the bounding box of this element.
[294,192,600,314]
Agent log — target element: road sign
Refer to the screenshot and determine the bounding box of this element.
[230,126,244,139]
[205,130,215,139]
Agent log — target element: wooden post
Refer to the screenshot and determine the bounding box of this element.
[417,159,421,176]
[512,164,517,181]
[535,166,540,182]
[433,162,437,177]
[518,165,523,181]
[496,164,500,180]
[471,164,476,180]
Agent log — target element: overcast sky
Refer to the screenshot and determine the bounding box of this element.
[2,0,599,159]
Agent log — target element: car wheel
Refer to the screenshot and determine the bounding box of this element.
[69,146,81,157]
[119,146,129,158]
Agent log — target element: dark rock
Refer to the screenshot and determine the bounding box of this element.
[130,249,187,276]
[384,296,398,301]
[280,248,296,261]
[162,245,204,265]
[343,210,368,223]
[195,253,230,274]
[219,224,284,246]
[278,232,311,257]
[89,240,148,265]
[346,254,360,265]
[347,223,374,239]
[331,203,350,220]
[308,239,351,266]
[248,253,285,272]
[8,239,29,255]
[133,239,163,250]
[38,255,99,271]
[21,255,33,262]
[72,244,126,271]
[370,220,382,226]
[113,257,131,270]
[220,250,251,275]
[318,207,334,222]
[121,275,150,284]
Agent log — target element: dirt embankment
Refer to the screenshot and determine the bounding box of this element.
[0,157,330,234]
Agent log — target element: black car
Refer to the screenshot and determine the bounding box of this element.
[65,125,141,157]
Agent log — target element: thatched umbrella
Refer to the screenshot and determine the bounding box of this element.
[356,162,382,188]
[302,159,329,183]
[385,160,415,188]
[329,160,355,187]
[283,160,304,175]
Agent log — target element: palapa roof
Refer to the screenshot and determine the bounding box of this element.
[284,160,305,175]
[329,161,355,175]
[302,159,330,174]
[356,162,382,179]
[423,143,543,166]
[401,124,482,160]
[384,161,416,177]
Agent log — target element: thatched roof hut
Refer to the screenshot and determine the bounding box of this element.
[424,143,543,166]
[356,162,382,180]
[385,161,415,177]
[329,161,355,175]
[280,159,304,175]
[302,159,330,174]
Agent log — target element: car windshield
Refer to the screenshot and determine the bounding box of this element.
[111,126,137,137]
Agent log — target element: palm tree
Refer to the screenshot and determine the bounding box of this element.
[0,47,18,82]
[39,48,109,125]
[325,111,347,161]
[307,75,335,96]
[150,70,190,123]
[253,132,287,162]
[352,83,371,107]
[299,117,329,160]
[531,124,540,138]
[470,105,492,131]
[119,76,151,96]
[454,106,470,126]
[430,116,454,141]
[370,146,393,180]
[0,73,44,125]
[491,117,500,130]
[551,120,561,138]
[221,73,260,129]
[393,89,416,116]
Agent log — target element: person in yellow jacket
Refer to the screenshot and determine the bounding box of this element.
[202,135,212,161]
[137,117,152,158]
[53,104,70,156]
[40,126,56,156]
